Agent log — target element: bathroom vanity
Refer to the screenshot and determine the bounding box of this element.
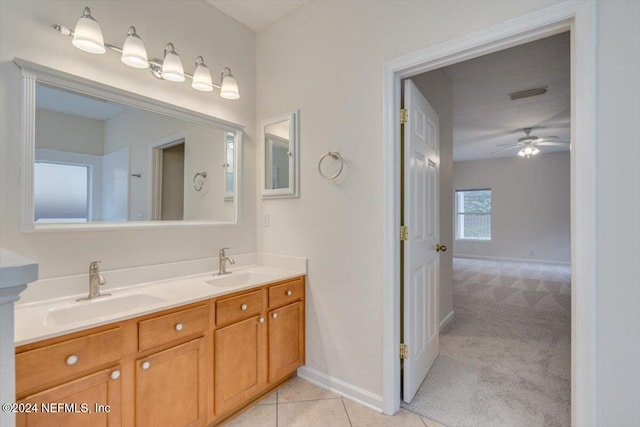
[14,267,305,426]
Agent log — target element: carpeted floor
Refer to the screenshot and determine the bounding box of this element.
[401,257,571,427]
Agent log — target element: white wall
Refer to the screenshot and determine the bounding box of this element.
[595,1,640,425]
[256,0,565,401]
[453,152,570,263]
[411,71,454,326]
[0,0,256,278]
[36,109,104,156]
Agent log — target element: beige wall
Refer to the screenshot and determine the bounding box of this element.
[36,109,104,156]
[453,152,571,263]
[256,0,564,399]
[0,0,256,278]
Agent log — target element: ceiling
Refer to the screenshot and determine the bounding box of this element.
[205,0,310,32]
[421,32,570,162]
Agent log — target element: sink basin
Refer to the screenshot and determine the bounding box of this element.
[46,294,166,326]
[205,271,274,288]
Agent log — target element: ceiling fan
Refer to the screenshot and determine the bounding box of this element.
[492,127,570,158]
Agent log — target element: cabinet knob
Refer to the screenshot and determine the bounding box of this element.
[259,317,265,323]
[141,361,151,370]
[286,290,292,296]
[65,355,79,366]
[175,323,183,331]
[272,312,278,319]
[241,303,247,311]
[110,370,121,380]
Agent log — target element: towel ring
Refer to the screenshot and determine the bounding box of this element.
[193,171,207,191]
[318,151,344,180]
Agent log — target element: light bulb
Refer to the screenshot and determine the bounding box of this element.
[121,26,149,69]
[161,43,185,82]
[192,57,213,91]
[71,7,106,54]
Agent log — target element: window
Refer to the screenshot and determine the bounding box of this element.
[34,162,89,223]
[456,189,491,240]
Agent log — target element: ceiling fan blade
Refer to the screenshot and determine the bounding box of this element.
[490,146,519,155]
[496,143,522,147]
[537,141,570,146]
[539,135,560,139]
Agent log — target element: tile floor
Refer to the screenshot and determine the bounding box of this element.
[224,377,446,427]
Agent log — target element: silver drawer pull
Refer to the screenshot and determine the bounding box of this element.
[110,370,121,380]
[142,361,151,370]
[241,304,247,311]
[286,290,292,296]
[175,323,183,331]
[65,355,79,366]
[272,312,278,319]
[259,317,265,324]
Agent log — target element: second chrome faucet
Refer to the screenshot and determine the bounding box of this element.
[216,247,235,275]
[77,260,110,301]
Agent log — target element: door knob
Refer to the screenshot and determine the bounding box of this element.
[436,244,447,252]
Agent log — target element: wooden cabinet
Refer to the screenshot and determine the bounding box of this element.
[16,366,122,427]
[136,338,206,427]
[15,275,305,426]
[268,301,304,384]
[214,291,267,416]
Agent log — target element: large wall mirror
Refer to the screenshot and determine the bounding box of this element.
[261,111,299,198]
[17,59,243,231]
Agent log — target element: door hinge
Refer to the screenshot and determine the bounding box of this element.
[400,343,409,360]
[400,109,409,124]
[400,226,409,241]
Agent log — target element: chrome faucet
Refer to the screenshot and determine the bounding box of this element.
[216,247,235,276]
[77,261,110,301]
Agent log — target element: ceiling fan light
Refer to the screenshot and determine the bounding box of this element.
[121,26,149,69]
[71,7,106,54]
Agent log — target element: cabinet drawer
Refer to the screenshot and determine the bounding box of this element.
[138,305,209,352]
[268,278,304,308]
[216,290,266,326]
[16,327,122,396]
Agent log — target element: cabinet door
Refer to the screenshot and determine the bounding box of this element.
[214,315,267,415]
[136,338,206,427]
[16,366,122,427]
[268,301,304,383]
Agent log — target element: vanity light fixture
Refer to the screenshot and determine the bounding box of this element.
[71,7,106,54]
[121,26,149,69]
[192,56,213,91]
[52,6,240,99]
[161,43,185,82]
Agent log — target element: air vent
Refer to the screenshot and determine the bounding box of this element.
[509,87,547,100]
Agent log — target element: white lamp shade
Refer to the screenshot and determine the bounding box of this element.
[220,74,240,99]
[192,63,213,91]
[162,51,185,82]
[72,8,106,54]
[121,28,149,69]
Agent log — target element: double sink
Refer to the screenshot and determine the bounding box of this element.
[15,266,296,344]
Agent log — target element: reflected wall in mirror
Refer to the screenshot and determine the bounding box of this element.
[19,59,243,231]
[261,111,299,198]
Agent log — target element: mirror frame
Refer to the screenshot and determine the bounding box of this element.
[261,110,299,199]
[15,59,244,232]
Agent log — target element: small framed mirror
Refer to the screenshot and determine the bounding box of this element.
[261,111,299,198]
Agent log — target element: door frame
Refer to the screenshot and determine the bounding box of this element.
[381,2,596,426]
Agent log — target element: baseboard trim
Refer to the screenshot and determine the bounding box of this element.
[454,254,570,266]
[439,310,455,332]
[297,366,384,413]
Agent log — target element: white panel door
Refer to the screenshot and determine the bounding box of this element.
[402,79,440,403]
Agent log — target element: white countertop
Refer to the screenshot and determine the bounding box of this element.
[14,264,304,346]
